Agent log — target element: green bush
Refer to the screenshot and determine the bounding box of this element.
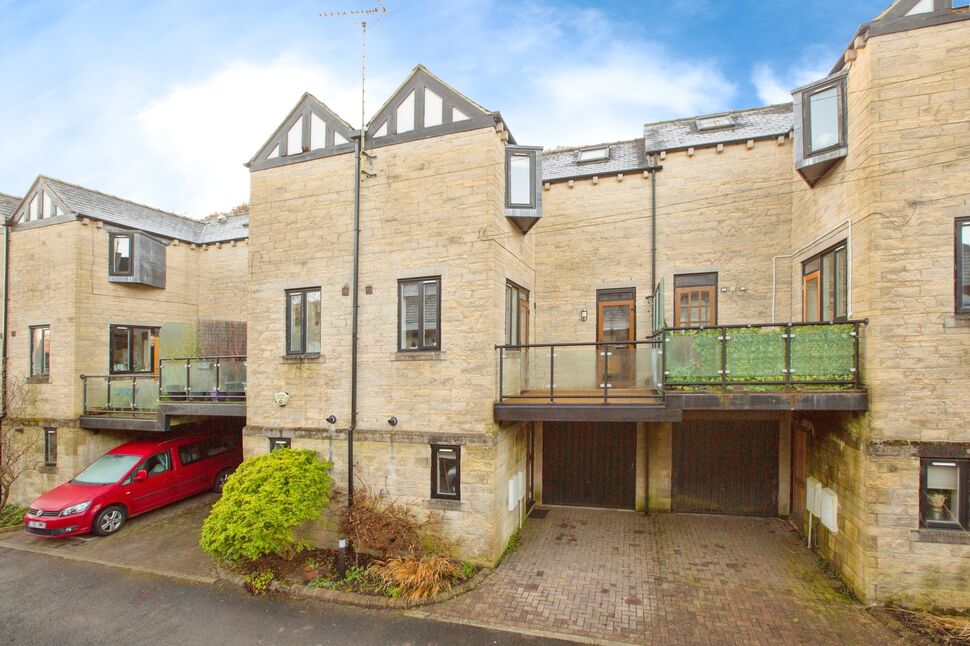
[200,449,334,562]
[0,505,28,528]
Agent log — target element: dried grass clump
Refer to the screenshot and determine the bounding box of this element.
[892,608,970,644]
[372,554,461,603]
[337,487,452,559]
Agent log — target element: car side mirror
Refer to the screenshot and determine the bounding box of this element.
[133,469,148,483]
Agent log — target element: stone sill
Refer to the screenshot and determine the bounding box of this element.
[911,528,970,545]
[27,376,49,384]
[428,498,463,512]
[280,354,323,364]
[392,351,445,361]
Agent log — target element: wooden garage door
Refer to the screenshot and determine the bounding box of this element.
[672,420,778,516]
[543,421,636,509]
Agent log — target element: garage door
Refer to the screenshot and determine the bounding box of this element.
[542,421,636,509]
[672,420,778,516]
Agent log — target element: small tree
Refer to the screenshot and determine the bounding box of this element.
[0,375,38,511]
[200,449,334,562]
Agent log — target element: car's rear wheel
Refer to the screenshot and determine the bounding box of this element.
[92,505,126,536]
[213,469,231,494]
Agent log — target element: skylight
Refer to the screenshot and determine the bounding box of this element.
[695,116,735,132]
[578,147,610,162]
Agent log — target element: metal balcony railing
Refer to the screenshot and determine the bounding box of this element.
[81,356,247,415]
[158,356,247,402]
[662,320,866,389]
[496,320,866,405]
[496,339,665,405]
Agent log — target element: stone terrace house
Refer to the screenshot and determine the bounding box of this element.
[3,0,970,609]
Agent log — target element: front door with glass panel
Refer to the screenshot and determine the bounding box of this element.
[596,289,635,390]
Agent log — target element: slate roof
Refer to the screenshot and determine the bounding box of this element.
[18,177,248,244]
[0,193,21,223]
[199,213,249,244]
[642,103,793,153]
[542,139,648,182]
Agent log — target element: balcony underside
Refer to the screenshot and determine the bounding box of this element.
[494,389,868,422]
[80,401,246,432]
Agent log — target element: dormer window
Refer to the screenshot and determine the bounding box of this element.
[507,149,537,209]
[793,73,848,186]
[110,234,133,276]
[578,146,610,163]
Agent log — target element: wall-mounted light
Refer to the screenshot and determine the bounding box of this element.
[580,306,589,322]
[387,416,398,427]
[720,286,729,293]
[326,415,337,424]
[274,391,290,407]
[738,285,747,293]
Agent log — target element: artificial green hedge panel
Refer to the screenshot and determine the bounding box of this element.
[725,327,787,381]
[790,324,854,381]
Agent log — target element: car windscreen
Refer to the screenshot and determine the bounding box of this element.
[72,454,141,485]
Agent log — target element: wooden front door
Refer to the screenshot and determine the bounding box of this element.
[672,420,779,516]
[596,291,636,389]
[803,271,821,322]
[542,422,637,509]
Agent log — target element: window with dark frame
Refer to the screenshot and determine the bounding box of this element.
[29,325,50,377]
[802,78,846,158]
[673,273,717,327]
[506,148,537,209]
[286,288,322,355]
[110,233,133,276]
[431,444,460,500]
[920,458,968,531]
[802,242,848,323]
[109,325,159,374]
[43,428,57,467]
[398,277,440,351]
[505,281,529,346]
[957,218,970,315]
[269,437,291,452]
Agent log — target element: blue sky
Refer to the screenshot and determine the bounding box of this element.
[0,0,892,216]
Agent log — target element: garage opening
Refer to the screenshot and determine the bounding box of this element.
[542,421,636,509]
[672,420,778,516]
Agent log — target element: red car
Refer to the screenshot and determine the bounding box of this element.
[23,430,242,538]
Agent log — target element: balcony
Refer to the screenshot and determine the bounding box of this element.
[80,356,246,430]
[494,321,867,422]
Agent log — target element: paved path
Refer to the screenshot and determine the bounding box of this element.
[0,547,567,646]
[430,508,903,645]
[0,492,218,582]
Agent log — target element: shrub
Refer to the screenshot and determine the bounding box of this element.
[244,570,275,596]
[200,449,334,562]
[337,487,453,560]
[372,554,460,602]
[0,505,27,528]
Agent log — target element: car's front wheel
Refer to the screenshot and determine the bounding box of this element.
[213,469,231,494]
[92,505,126,536]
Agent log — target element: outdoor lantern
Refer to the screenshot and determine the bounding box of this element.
[580,306,589,321]
[274,391,290,407]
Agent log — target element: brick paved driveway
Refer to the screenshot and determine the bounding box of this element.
[431,508,901,645]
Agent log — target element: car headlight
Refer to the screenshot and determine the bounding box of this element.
[59,501,92,516]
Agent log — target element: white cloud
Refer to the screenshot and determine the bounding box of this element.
[751,61,829,105]
[137,56,394,216]
[532,46,735,146]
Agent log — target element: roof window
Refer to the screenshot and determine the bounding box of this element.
[695,116,735,132]
[577,146,610,163]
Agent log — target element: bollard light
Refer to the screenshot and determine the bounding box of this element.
[338,538,347,579]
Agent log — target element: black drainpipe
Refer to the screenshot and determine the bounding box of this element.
[348,135,362,507]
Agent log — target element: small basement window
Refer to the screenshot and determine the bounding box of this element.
[921,459,968,530]
[431,445,460,500]
[578,146,610,163]
[269,437,291,452]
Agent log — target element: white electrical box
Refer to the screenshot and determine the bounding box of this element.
[819,488,839,533]
[806,477,822,517]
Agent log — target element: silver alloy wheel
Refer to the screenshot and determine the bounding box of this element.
[216,471,229,490]
[100,509,123,533]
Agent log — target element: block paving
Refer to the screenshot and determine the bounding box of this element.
[431,508,901,645]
